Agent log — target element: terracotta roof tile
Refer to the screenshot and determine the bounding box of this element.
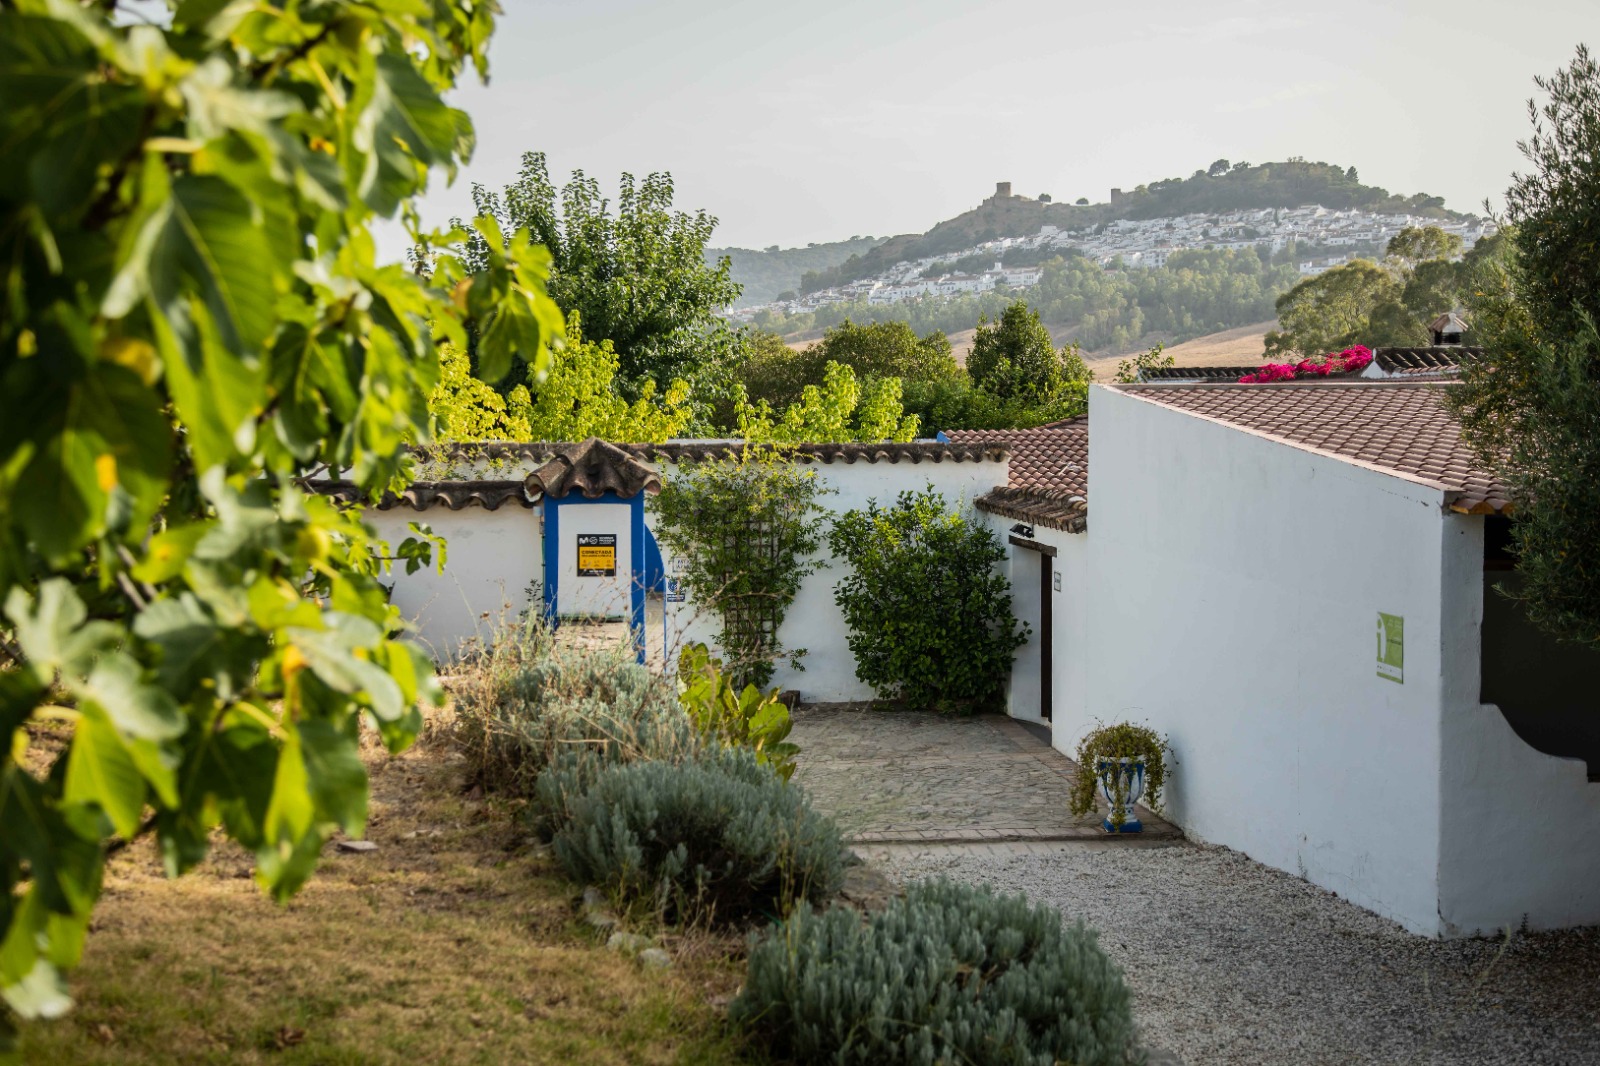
[974,487,1088,533]
[628,440,1007,465]
[1373,345,1480,373]
[1116,382,1510,514]
[309,480,532,511]
[1142,365,1270,383]
[526,437,661,500]
[942,418,1088,499]
[944,419,1089,533]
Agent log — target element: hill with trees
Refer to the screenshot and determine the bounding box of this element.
[793,160,1466,294]
[706,236,887,306]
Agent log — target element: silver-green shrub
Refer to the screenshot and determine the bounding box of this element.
[732,877,1141,1066]
[553,749,845,924]
[448,625,698,835]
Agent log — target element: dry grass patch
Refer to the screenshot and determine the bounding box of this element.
[16,726,754,1066]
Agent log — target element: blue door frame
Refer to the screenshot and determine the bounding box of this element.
[541,491,648,662]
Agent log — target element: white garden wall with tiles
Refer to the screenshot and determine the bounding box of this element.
[1081,384,1451,934]
[661,456,1007,701]
[365,504,542,660]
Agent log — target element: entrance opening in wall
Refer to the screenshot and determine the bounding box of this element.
[1039,552,1053,722]
[1480,515,1600,780]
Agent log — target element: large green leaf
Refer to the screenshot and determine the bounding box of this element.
[63,709,147,839]
[256,729,317,900]
[3,579,118,682]
[134,592,260,699]
[354,51,460,215]
[104,173,280,355]
[179,55,298,141]
[147,295,267,473]
[297,719,367,835]
[289,621,404,723]
[0,12,147,219]
[79,653,185,741]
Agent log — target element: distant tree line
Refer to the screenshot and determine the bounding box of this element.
[764,247,1300,354]
[1264,226,1508,356]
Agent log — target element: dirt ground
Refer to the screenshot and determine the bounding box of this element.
[15,718,751,1066]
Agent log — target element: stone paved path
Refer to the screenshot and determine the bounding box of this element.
[791,705,1179,843]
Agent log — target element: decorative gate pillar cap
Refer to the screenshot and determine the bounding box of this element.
[524,437,662,500]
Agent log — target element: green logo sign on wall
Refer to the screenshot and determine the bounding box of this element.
[1377,612,1404,684]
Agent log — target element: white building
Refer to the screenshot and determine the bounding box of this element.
[971,382,1600,938]
[344,372,1595,941]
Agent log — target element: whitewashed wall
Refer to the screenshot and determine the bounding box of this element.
[1436,516,1600,936]
[552,501,634,619]
[1082,385,1449,934]
[662,456,1007,701]
[1053,531,1090,728]
[365,505,542,659]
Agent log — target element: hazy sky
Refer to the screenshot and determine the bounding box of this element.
[397,0,1595,255]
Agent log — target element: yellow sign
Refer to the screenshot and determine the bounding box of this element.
[577,534,617,576]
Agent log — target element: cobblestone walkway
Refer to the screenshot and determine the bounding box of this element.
[791,705,1179,844]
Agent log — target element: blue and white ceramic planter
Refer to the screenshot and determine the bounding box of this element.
[1096,756,1146,833]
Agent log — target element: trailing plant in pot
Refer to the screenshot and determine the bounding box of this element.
[1068,723,1170,833]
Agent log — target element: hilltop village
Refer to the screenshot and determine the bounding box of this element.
[727,182,1497,323]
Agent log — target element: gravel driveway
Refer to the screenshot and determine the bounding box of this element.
[874,840,1600,1066]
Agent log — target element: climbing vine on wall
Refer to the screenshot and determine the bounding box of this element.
[650,450,830,688]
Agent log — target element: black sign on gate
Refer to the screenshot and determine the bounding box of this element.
[576,533,617,576]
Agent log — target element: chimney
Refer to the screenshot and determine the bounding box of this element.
[1428,311,1467,346]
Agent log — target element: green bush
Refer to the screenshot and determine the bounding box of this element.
[828,488,1028,711]
[733,878,1139,1066]
[552,749,845,924]
[677,643,800,780]
[448,624,698,835]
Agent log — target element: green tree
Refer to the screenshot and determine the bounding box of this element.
[466,152,741,389]
[967,302,1086,397]
[735,363,919,444]
[0,0,561,1041]
[1500,46,1600,346]
[429,316,692,444]
[1385,225,1464,268]
[1268,229,1509,353]
[734,320,956,416]
[1450,45,1600,644]
[1263,260,1400,356]
[900,375,1086,433]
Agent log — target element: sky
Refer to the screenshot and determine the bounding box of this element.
[392,0,1597,257]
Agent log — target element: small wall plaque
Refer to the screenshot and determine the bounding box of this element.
[1377,612,1403,683]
